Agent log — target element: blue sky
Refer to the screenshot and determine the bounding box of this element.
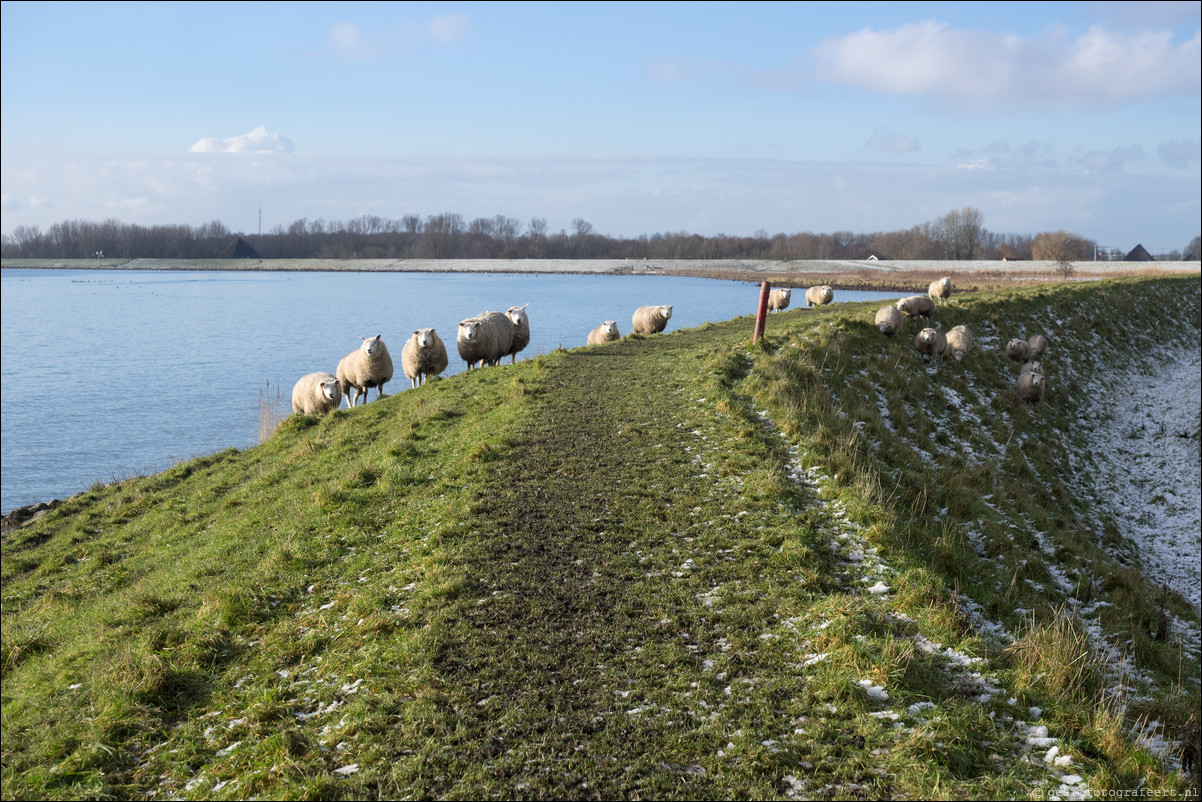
[2,1,1199,253]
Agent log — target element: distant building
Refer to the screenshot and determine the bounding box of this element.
[219,237,261,259]
[1124,244,1154,262]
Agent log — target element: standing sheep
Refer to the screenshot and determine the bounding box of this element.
[1028,333,1049,358]
[505,304,530,364]
[1017,371,1046,404]
[928,276,952,304]
[632,304,673,335]
[896,295,934,324]
[1020,360,1044,376]
[587,320,620,345]
[400,328,449,388]
[768,288,792,312]
[457,311,514,369]
[805,285,834,308]
[914,327,948,359]
[291,372,342,415]
[1006,338,1032,364]
[874,306,903,336]
[945,324,974,361]
[336,334,394,407]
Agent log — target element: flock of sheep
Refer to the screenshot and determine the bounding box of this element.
[290,302,676,415]
[872,276,1050,404]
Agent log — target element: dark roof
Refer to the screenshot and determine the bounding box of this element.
[1124,243,1153,262]
[219,237,260,259]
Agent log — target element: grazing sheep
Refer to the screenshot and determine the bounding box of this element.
[896,295,934,324]
[945,324,974,361]
[1006,338,1032,364]
[632,304,673,335]
[587,320,620,345]
[505,304,530,364]
[1020,360,1043,376]
[805,285,834,308]
[336,334,394,407]
[1017,370,1046,403]
[457,311,514,369]
[400,328,449,388]
[1028,333,1049,358]
[291,371,341,415]
[914,327,948,359]
[928,276,952,303]
[768,288,792,312]
[874,306,903,336]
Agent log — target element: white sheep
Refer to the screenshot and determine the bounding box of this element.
[896,295,934,324]
[1017,370,1046,403]
[805,285,834,308]
[1027,333,1049,358]
[768,288,792,312]
[336,334,394,407]
[874,306,903,336]
[587,320,620,345]
[945,324,974,361]
[505,304,530,364]
[632,304,673,335]
[457,311,514,368]
[928,276,952,304]
[1020,360,1043,376]
[914,327,948,359]
[1006,338,1032,364]
[400,328,449,388]
[291,371,341,415]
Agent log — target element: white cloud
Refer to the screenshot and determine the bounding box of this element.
[317,14,469,61]
[425,13,470,44]
[808,21,1200,105]
[189,126,296,155]
[1157,138,1201,168]
[863,127,920,154]
[1078,145,1146,173]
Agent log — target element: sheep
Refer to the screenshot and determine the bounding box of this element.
[1028,333,1049,358]
[400,328,449,388]
[505,304,530,364]
[1017,370,1046,404]
[944,324,974,361]
[291,371,341,415]
[896,295,934,324]
[929,276,952,304]
[632,304,673,335]
[336,334,394,407]
[457,311,514,369]
[805,285,834,308]
[1006,338,1032,364]
[1020,360,1043,376]
[587,320,620,345]
[874,306,903,336]
[768,288,792,312]
[914,327,948,359]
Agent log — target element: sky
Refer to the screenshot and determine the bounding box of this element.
[2,1,1199,253]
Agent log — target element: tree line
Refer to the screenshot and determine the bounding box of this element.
[3,208,1197,262]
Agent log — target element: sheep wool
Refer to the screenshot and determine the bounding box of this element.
[401,328,449,388]
[896,295,934,323]
[505,304,530,364]
[874,306,903,336]
[291,372,342,415]
[632,304,673,335]
[914,327,948,358]
[457,311,514,369]
[337,335,394,407]
[1028,333,1049,358]
[805,285,834,307]
[588,320,621,345]
[768,288,792,312]
[1020,360,1043,376]
[1006,338,1032,363]
[945,324,973,361]
[1017,370,1046,403]
[928,276,952,303]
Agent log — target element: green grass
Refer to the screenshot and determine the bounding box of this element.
[2,276,1198,800]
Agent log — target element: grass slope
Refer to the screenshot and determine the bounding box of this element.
[2,277,1199,800]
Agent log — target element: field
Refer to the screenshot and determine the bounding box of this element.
[2,276,1199,800]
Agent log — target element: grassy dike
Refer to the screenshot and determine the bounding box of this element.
[2,277,1199,800]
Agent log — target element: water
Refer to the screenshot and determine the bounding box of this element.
[1,269,901,513]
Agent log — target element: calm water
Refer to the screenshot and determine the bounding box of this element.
[0,269,901,513]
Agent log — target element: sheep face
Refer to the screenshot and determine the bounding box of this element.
[459,320,481,341]
[506,304,529,327]
[361,334,385,357]
[414,328,436,348]
[602,321,618,336]
[319,379,340,401]
[659,305,673,319]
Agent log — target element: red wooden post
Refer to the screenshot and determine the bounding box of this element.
[753,281,770,343]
